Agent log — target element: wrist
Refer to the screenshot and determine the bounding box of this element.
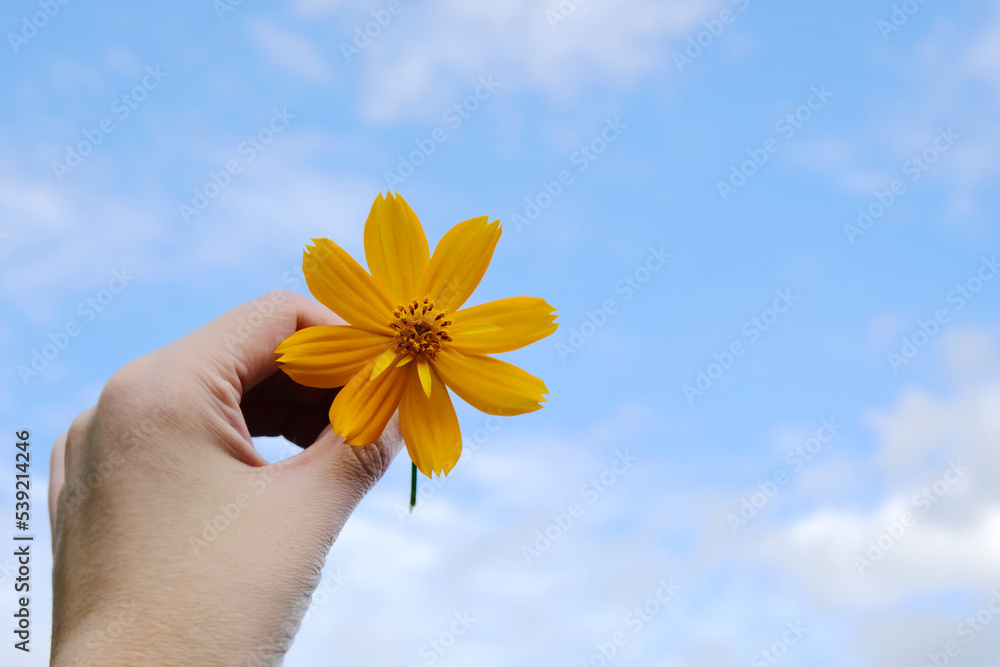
[51,601,176,667]
[51,595,294,667]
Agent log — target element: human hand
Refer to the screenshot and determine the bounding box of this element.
[48,291,403,666]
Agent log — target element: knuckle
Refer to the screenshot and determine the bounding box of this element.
[64,408,95,462]
[98,358,150,415]
[59,408,96,500]
[258,290,297,315]
[346,445,389,494]
[50,433,67,471]
[345,418,403,492]
[266,289,297,303]
[96,354,183,422]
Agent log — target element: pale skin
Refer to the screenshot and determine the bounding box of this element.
[48,291,403,666]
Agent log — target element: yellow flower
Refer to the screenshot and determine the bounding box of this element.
[275,193,558,477]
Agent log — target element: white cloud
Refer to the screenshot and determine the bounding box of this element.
[0,162,165,323]
[353,0,718,122]
[964,8,1000,92]
[793,6,1000,212]
[186,134,379,266]
[866,311,911,350]
[0,126,382,321]
[741,329,1000,663]
[282,402,676,665]
[250,18,335,83]
[290,0,346,18]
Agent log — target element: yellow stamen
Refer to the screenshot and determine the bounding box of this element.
[390,298,451,361]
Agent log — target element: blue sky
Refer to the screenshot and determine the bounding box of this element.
[3,0,1000,664]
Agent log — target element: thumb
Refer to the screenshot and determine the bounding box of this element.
[272,414,406,538]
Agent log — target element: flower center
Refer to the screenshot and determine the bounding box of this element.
[390,298,451,360]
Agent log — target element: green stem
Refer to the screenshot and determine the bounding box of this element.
[409,462,417,512]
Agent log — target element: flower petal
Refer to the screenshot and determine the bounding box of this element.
[364,193,430,305]
[369,347,398,380]
[433,347,548,416]
[400,366,462,476]
[449,297,559,355]
[304,239,394,335]
[419,216,501,312]
[417,359,433,398]
[276,325,392,388]
[329,356,408,446]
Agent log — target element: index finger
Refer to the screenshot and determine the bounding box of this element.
[169,290,345,396]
